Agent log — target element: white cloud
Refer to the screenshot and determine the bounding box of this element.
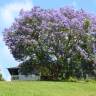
[0,0,33,25]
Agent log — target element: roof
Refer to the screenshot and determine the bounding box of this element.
[8,67,19,75]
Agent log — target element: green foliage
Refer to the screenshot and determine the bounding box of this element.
[68,76,78,82]
[83,19,90,32]
[0,74,4,81]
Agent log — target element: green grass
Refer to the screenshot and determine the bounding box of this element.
[0,81,96,96]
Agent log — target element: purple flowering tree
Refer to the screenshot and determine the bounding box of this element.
[3,6,96,80]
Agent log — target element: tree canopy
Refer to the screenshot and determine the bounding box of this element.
[3,6,96,80]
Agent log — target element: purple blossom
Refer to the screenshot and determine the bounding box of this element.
[3,6,96,61]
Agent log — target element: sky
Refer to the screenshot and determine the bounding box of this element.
[1,0,96,81]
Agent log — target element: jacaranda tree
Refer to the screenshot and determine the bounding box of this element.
[3,6,96,80]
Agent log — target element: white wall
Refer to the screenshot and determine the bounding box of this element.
[11,74,40,80]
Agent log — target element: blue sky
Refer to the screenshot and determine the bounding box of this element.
[0,0,96,80]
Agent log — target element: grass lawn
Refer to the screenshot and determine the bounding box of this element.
[0,81,96,96]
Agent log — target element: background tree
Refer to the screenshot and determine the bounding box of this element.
[3,6,96,80]
[0,74,4,81]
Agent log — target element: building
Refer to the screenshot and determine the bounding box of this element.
[8,67,40,81]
